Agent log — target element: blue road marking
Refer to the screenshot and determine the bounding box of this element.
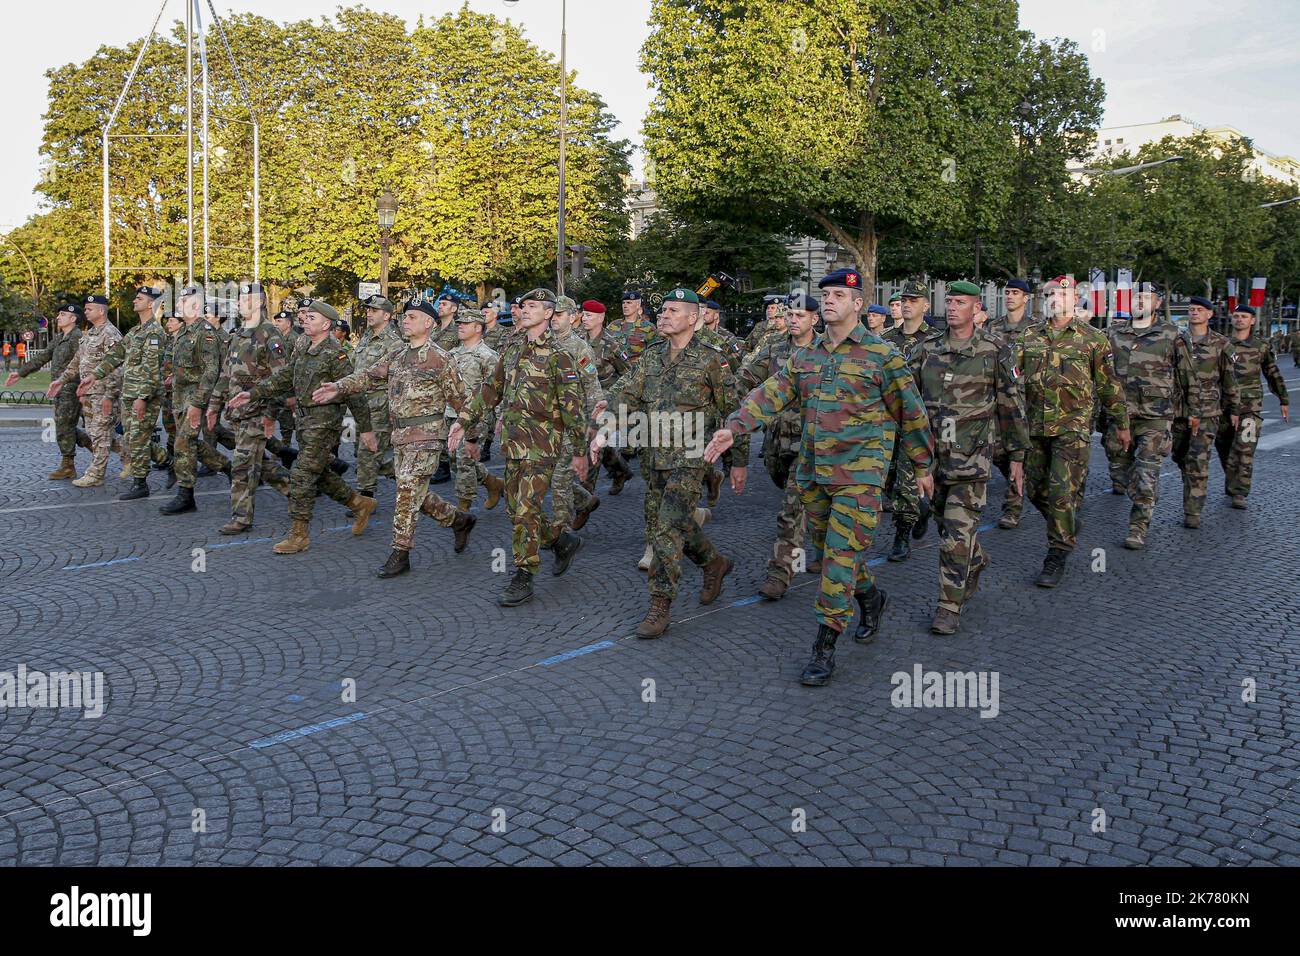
[208,537,274,550]
[63,556,140,571]
[249,711,368,749]
[731,595,765,607]
[538,640,616,666]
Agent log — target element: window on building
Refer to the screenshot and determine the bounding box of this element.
[1105,139,1112,145]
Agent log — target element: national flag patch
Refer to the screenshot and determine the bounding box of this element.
[563,370,578,381]
[1010,365,1020,380]
[580,357,597,376]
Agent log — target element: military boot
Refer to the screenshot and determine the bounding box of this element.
[551,531,583,575]
[328,457,349,477]
[799,625,840,686]
[218,519,251,535]
[888,522,913,561]
[273,519,311,554]
[377,548,411,579]
[118,477,150,501]
[457,496,473,512]
[699,554,733,605]
[430,458,452,485]
[159,485,196,515]
[609,456,632,496]
[1231,495,1248,509]
[571,496,599,530]
[1183,513,1201,529]
[72,468,104,488]
[1123,527,1146,550]
[854,586,888,644]
[759,575,788,600]
[704,468,723,507]
[348,493,378,535]
[635,596,672,639]
[997,510,1020,530]
[965,554,990,599]
[451,511,476,553]
[931,606,961,635]
[278,446,299,469]
[499,568,534,606]
[483,473,505,510]
[48,456,77,480]
[1034,548,1068,588]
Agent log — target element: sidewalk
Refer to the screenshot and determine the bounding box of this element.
[0,404,51,427]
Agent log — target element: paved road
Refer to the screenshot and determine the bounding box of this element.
[1,375,1297,866]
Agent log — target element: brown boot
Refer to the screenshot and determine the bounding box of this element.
[219,519,251,536]
[451,510,476,553]
[457,497,473,512]
[699,554,733,606]
[759,575,788,600]
[705,469,723,506]
[48,456,77,480]
[635,596,672,639]
[348,493,377,535]
[273,519,311,554]
[930,606,961,635]
[572,496,599,530]
[483,473,505,510]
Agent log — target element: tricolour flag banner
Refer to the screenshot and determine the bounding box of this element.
[1116,269,1133,314]
[1227,278,1238,314]
[1250,276,1267,308]
[1089,268,1107,316]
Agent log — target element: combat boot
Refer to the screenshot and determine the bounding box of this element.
[551,531,583,576]
[888,522,913,561]
[278,446,299,469]
[347,493,377,535]
[483,473,505,509]
[699,554,733,605]
[118,477,150,501]
[159,485,196,515]
[854,586,888,644]
[377,548,411,578]
[451,511,476,553]
[637,542,653,571]
[572,496,599,530]
[997,511,1019,530]
[1183,514,1201,529]
[704,468,723,507]
[1034,548,1068,588]
[1123,528,1146,550]
[931,607,961,635]
[499,568,534,606]
[430,458,452,485]
[759,575,788,600]
[273,519,311,554]
[609,465,630,496]
[799,625,839,686]
[913,497,931,539]
[635,596,672,639]
[1231,495,1248,510]
[72,469,104,488]
[328,457,349,477]
[47,456,77,480]
[218,519,251,535]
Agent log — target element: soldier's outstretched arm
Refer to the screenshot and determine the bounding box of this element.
[91,338,127,382]
[251,356,294,405]
[1262,344,1290,408]
[727,356,798,437]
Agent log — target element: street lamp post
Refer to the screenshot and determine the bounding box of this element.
[377,188,397,298]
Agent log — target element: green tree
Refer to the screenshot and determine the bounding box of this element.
[641,0,1023,292]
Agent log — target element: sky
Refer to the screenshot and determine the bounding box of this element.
[1,0,1297,230]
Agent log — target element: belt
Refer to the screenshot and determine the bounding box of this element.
[394,413,443,429]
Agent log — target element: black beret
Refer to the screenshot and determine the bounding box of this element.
[239,281,264,295]
[818,268,864,291]
[135,286,163,299]
[621,290,642,301]
[787,292,820,311]
[405,300,438,319]
[85,294,109,306]
[1189,295,1214,310]
[58,302,85,317]
[1232,304,1256,316]
[273,309,293,321]
[1005,279,1032,294]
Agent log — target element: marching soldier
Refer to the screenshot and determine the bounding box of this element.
[1289,327,1300,368]
[81,286,169,500]
[739,291,818,600]
[1172,298,1238,528]
[5,303,91,478]
[742,294,783,354]
[911,281,1027,634]
[608,290,657,363]
[352,294,403,501]
[207,282,294,534]
[1104,291,1200,549]
[158,285,229,514]
[449,289,588,608]
[158,310,183,470]
[579,299,634,494]
[986,277,1037,529]
[594,288,743,638]
[48,294,123,488]
[227,299,379,553]
[268,308,300,455]
[882,279,934,560]
[198,301,235,476]
[446,306,506,512]
[1020,276,1130,587]
[314,300,477,578]
[550,296,604,531]
[706,269,933,686]
[695,297,745,507]
[1215,305,1290,509]
[479,299,514,463]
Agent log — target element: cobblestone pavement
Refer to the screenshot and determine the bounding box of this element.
[1,374,1297,866]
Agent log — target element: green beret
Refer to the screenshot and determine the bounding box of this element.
[521,288,557,305]
[888,293,902,303]
[947,280,981,296]
[308,300,340,322]
[554,295,577,313]
[664,287,700,304]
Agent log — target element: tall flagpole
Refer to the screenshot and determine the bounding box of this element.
[186,0,194,284]
[556,0,567,295]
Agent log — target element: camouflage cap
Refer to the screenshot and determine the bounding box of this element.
[521,288,557,305]
[554,295,577,313]
[899,279,929,299]
[362,294,395,313]
[456,307,486,325]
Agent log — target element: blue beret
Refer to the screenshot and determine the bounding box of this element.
[621,290,641,301]
[866,304,888,316]
[1189,295,1214,310]
[1005,279,1032,294]
[703,299,721,310]
[818,268,864,291]
[787,292,820,312]
[1232,304,1256,316]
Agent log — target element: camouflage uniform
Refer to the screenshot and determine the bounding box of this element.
[1171,329,1237,520]
[1104,321,1199,538]
[169,320,225,488]
[16,328,90,459]
[881,323,931,529]
[351,322,404,493]
[160,328,177,452]
[249,338,372,523]
[738,332,807,587]
[447,337,500,503]
[912,328,1027,613]
[55,321,124,483]
[92,316,168,478]
[727,323,932,633]
[210,322,293,526]
[550,329,602,529]
[200,322,234,468]
[984,311,1037,523]
[275,327,302,444]
[607,335,745,601]
[1215,335,1290,500]
[1020,318,1129,552]
[432,321,461,353]
[1289,330,1300,367]
[606,313,657,363]
[458,329,586,573]
[583,326,634,485]
[742,318,770,355]
[336,340,466,551]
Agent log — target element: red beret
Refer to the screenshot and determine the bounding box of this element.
[581,299,606,314]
